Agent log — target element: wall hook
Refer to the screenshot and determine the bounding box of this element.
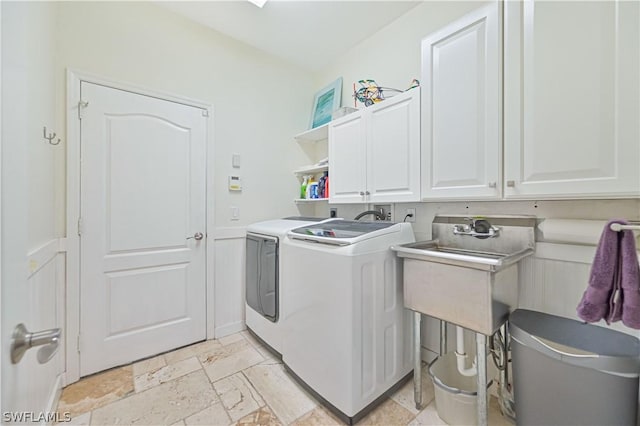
[43,126,61,146]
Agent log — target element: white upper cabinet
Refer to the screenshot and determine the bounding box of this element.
[367,89,421,203]
[329,88,421,204]
[421,2,502,200]
[328,112,367,203]
[504,0,640,199]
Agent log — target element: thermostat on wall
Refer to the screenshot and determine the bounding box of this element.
[228,175,242,191]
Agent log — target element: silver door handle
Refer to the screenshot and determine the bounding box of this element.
[11,323,61,364]
[187,232,204,241]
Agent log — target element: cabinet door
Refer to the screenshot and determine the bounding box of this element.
[328,112,367,203]
[421,2,502,200]
[367,88,421,203]
[504,1,640,199]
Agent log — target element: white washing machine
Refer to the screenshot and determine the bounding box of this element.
[245,217,327,355]
[281,219,416,423]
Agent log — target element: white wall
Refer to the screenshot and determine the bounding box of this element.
[54,1,315,233]
[314,0,640,351]
[316,1,489,104]
[314,0,640,231]
[8,0,635,390]
[53,2,323,342]
[2,0,63,415]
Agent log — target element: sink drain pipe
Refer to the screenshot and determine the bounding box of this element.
[455,324,517,422]
[455,326,478,376]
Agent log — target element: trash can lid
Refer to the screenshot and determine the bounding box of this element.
[509,309,640,375]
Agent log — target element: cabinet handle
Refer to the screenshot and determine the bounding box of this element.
[365,191,370,196]
[488,182,497,188]
[359,191,365,196]
[506,180,515,188]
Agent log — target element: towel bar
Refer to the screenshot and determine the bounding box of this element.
[610,223,640,232]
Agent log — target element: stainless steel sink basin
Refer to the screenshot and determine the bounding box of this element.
[393,215,536,335]
[392,240,534,272]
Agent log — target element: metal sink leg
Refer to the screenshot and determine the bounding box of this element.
[414,311,422,410]
[440,320,447,355]
[476,332,488,426]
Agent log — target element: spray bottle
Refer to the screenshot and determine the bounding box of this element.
[305,175,316,199]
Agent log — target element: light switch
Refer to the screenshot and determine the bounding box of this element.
[232,154,241,168]
[231,206,240,220]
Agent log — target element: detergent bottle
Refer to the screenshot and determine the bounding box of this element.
[321,171,329,198]
[300,175,309,199]
[305,176,316,199]
[324,172,329,199]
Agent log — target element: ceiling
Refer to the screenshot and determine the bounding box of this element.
[158,1,422,71]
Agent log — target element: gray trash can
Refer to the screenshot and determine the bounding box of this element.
[510,309,640,426]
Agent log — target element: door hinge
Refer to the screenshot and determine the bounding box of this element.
[76,334,81,353]
[202,109,209,118]
[77,217,83,236]
[78,100,89,120]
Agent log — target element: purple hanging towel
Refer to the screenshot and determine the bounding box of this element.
[619,223,640,329]
[577,219,640,329]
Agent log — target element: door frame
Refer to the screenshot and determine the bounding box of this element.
[0,1,4,407]
[65,69,215,385]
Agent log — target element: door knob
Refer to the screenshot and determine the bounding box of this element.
[10,323,61,364]
[187,232,204,241]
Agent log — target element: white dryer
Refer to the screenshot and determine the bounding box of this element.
[281,220,416,423]
[245,217,327,355]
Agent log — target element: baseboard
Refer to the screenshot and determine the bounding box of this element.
[215,321,245,338]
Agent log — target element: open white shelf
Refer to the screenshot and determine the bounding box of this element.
[294,123,329,143]
[294,123,329,205]
[293,164,329,176]
[294,198,329,204]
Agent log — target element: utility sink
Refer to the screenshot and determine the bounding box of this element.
[392,215,536,335]
[394,240,534,272]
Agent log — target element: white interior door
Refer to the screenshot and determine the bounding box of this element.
[80,82,207,376]
[2,1,63,418]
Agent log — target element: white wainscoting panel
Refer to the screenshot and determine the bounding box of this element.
[519,243,640,338]
[213,227,246,338]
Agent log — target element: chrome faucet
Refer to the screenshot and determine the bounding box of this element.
[453,217,500,239]
[354,210,386,221]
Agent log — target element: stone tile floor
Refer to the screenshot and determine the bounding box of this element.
[57,330,511,425]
